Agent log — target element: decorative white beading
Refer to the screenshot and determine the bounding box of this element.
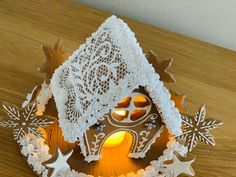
[19,133,187,177]
[36,83,52,115]
[22,83,53,115]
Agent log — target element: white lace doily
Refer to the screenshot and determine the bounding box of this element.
[51,15,182,143]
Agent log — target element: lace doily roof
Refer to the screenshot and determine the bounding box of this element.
[51,15,182,142]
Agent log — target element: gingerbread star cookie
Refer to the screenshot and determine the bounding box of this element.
[170,89,186,113]
[146,50,176,83]
[176,105,223,152]
[164,151,195,177]
[0,101,55,141]
[39,38,69,84]
[43,148,73,177]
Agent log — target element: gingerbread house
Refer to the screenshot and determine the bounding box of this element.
[51,16,182,162]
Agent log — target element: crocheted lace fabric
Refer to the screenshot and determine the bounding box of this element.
[51,15,182,142]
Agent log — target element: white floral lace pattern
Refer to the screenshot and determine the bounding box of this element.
[51,15,182,142]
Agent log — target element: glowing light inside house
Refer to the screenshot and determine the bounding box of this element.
[103,131,126,147]
[133,95,149,107]
[114,110,127,116]
[112,110,128,121]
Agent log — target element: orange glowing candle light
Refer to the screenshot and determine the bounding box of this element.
[103,131,126,147]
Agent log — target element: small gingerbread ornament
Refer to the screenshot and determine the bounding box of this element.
[176,105,223,152]
[43,147,73,177]
[170,89,186,113]
[0,101,55,141]
[164,151,195,177]
[39,38,69,84]
[146,50,176,83]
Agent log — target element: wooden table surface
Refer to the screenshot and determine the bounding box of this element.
[0,0,235,177]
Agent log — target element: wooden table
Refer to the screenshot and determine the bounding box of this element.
[0,0,235,176]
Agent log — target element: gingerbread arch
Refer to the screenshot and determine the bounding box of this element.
[80,87,165,162]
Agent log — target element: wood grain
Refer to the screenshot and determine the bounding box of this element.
[0,0,235,176]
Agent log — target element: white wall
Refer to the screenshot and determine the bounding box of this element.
[77,0,236,51]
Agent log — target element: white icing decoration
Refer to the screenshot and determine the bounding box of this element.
[19,133,187,177]
[90,133,105,156]
[36,83,53,116]
[1,102,54,141]
[137,131,150,152]
[22,83,53,116]
[19,133,52,175]
[128,126,164,159]
[51,15,182,143]
[22,86,39,108]
[46,148,73,177]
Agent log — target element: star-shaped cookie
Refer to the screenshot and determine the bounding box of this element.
[39,38,69,84]
[43,148,73,177]
[146,50,176,83]
[170,89,186,113]
[0,101,55,141]
[176,105,223,152]
[164,151,195,177]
